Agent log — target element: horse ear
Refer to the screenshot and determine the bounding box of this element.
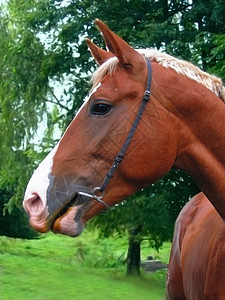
[95,19,145,73]
[86,38,114,65]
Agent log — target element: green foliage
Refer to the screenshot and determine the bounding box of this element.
[0,188,38,238]
[209,34,225,81]
[0,4,50,234]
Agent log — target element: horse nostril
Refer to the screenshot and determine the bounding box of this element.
[24,194,45,216]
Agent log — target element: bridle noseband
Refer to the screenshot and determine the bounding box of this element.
[77,58,152,209]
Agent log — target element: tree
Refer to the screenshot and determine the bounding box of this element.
[0,4,52,236]
[0,187,38,238]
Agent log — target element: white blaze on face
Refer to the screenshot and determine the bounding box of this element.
[23,144,59,213]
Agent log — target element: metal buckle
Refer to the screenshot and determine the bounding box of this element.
[78,187,109,209]
[143,90,151,102]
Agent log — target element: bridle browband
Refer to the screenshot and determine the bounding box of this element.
[78,58,152,209]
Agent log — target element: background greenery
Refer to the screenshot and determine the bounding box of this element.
[0,0,224,275]
[0,232,170,300]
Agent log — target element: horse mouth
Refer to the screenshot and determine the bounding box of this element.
[50,194,91,237]
[26,189,95,237]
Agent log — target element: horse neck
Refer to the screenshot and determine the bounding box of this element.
[153,64,225,220]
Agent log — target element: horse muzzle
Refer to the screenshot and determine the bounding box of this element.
[23,175,109,237]
[24,180,95,237]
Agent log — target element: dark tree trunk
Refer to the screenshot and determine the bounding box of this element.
[126,226,142,276]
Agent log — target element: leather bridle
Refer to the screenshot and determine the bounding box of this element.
[78,58,152,209]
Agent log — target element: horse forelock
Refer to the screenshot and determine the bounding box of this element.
[91,49,225,102]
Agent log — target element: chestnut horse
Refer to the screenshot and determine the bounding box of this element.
[23,20,225,299]
[166,192,225,300]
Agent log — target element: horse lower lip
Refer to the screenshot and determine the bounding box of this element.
[51,205,84,236]
[50,193,91,235]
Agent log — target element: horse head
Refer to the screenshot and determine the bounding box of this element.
[23,20,178,236]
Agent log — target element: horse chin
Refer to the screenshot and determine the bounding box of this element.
[51,205,84,237]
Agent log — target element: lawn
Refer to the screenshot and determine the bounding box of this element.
[0,232,171,300]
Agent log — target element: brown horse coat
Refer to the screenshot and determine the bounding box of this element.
[166,192,225,300]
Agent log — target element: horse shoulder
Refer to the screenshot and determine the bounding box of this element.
[167,192,225,300]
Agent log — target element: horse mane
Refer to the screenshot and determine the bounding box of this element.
[91,49,225,102]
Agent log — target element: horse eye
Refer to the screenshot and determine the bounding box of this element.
[91,102,112,115]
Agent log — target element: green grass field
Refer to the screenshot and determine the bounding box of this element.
[0,232,171,300]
